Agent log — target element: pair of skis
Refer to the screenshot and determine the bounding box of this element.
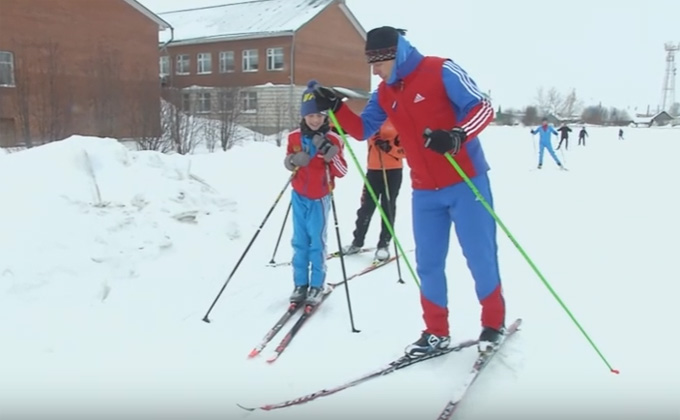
[240,318,522,419]
[249,252,409,362]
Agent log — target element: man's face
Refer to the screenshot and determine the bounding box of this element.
[372,60,395,81]
[304,113,325,131]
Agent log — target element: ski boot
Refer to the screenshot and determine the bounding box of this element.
[404,332,450,357]
[305,286,324,306]
[289,285,308,304]
[342,243,362,255]
[478,326,503,353]
[374,247,390,262]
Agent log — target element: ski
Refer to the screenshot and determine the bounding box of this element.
[237,338,478,412]
[435,318,523,420]
[247,302,302,358]
[252,249,414,360]
[267,247,377,267]
[330,248,415,287]
[265,288,333,363]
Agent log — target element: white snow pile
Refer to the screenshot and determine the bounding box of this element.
[0,136,238,306]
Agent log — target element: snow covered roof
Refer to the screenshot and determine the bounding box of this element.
[123,0,171,30]
[158,0,338,44]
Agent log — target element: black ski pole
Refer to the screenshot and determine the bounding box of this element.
[202,171,296,323]
[378,151,404,284]
[268,200,292,265]
[325,164,360,333]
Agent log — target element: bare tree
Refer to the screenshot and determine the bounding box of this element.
[12,41,73,146]
[270,90,293,146]
[582,105,609,125]
[161,89,201,155]
[522,106,540,126]
[535,87,562,116]
[217,88,241,151]
[89,44,124,137]
[557,88,583,118]
[32,42,72,142]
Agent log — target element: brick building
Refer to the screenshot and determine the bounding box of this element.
[0,0,170,147]
[158,0,370,135]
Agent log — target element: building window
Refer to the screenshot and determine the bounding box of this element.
[197,92,211,114]
[219,90,236,112]
[0,51,15,87]
[240,91,257,113]
[176,54,190,75]
[242,49,258,72]
[159,56,170,76]
[197,53,212,74]
[266,47,284,71]
[181,92,191,112]
[219,51,235,73]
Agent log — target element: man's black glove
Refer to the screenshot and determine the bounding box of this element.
[423,128,467,155]
[312,134,339,162]
[313,86,343,113]
[374,138,392,153]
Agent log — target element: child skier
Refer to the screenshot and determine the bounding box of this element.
[284,80,348,306]
[578,127,588,146]
[531,118,564,169]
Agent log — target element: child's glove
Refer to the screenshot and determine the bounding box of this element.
[284,152,311,171]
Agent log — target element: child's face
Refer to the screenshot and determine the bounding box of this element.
[304,113,325,131]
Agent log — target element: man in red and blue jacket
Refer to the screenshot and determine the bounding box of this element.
[313,27,506,356]
[284,80,348,306]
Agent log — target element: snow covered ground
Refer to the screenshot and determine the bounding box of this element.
[1,126,678,419]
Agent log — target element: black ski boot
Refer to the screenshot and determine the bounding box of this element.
[478,326,503,353]
[404,332,450,357]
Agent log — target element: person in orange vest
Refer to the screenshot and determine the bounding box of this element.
[342,119,405,262]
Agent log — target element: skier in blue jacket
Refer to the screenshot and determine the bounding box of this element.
[531,118,564,169]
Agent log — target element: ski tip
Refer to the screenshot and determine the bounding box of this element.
[266,356,278,364]
[236,403,256,412]
[247,349,259,358]
[610,368,620,375]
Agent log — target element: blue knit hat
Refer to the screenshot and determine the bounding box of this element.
[301,79,325,117]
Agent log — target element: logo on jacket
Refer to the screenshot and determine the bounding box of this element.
[293,145,301,152]
[414,93,425,103]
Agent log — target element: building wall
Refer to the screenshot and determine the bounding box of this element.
[0,0,162,146]
[162,36,294,89]
[294,2,370,114]
[160,1,371,135]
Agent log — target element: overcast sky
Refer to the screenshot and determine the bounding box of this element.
[139,0,680,112]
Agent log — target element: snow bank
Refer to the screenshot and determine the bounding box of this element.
[0,136,238,305]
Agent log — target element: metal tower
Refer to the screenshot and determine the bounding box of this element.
[660,42,679,112]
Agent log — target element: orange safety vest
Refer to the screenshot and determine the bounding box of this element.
[367,119,405,170]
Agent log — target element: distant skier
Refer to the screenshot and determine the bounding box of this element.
[284,80,348,306]
[618,128,624,140]
[343,119,405,262]
[578,127,588,146]
[531,118,564,169]
[556,123,572,150]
